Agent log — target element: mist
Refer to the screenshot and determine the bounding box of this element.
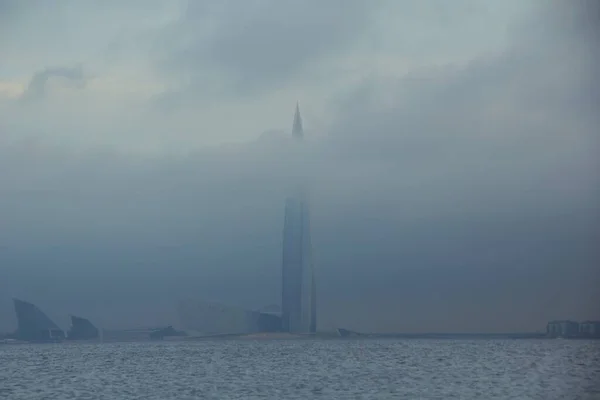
[1,0,598,333]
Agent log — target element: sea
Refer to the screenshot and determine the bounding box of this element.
[1,339,599,399]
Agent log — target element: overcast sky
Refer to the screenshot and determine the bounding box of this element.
[1,0,598,333]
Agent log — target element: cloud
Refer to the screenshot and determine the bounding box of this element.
[325,0,599,179]
[21,65,87,101]
[159,0,377,96]
[0,0,26,20]
[0,0,529,147]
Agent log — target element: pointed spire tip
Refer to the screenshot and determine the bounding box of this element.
[292,101,303,139]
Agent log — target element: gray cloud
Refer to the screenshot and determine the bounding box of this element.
[21,65,87,101]
[326,1,599,174]
[159,0,378,96]
[0,0,26,19]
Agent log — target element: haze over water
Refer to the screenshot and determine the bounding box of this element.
[2,340,599,399]
[1,0,599,335]
[1,4,599,399]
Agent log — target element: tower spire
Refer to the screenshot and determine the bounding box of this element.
[292,102,303,139]
[281,101,316,334]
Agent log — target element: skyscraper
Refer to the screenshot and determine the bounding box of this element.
[281,104,316,333]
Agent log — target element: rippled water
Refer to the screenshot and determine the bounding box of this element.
[1,339,599,399]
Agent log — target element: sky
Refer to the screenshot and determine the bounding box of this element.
[0,0,598,333]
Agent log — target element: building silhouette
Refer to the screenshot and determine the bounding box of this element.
[281,103,317,333]
[67,315,99,340]
[12,298,65,341]
[579,321,600,337]
[177,299,282,335]
[546,320,580,338]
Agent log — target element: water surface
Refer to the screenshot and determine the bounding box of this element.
[1,339,599,399]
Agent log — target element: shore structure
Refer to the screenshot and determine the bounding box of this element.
[12,298,65,342]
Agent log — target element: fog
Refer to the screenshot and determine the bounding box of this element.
[1,0,598,333]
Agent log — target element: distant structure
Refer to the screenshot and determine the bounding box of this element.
[101,327,175,342]
[149,325,187,340]
[292,102,303,140]
[546,320,600,338]
[177,299,281,335]
[547,320,579,338]
[579,321,600,337]
[12,298,64,341]
[67,315,99,340]
[337,328,362,338]
[281,103,317,333]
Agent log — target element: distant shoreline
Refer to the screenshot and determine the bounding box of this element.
[175,331,553,341]
[4,332,600,345]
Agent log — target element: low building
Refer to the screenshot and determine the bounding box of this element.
[67,315,99,340]
[149,326,187,340]
[546,320,579,338]
[579,321,600,338]
[177,299,282,335]
[337,328,362,338]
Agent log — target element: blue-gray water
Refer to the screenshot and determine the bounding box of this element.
[2,339,599,399]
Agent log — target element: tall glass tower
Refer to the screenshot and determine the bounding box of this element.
[281,104,316,333]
